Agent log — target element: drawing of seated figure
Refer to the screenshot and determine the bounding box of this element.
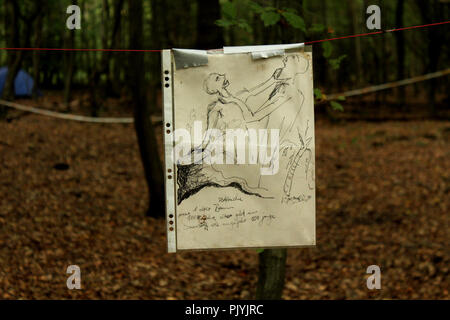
[176,70,291,204]
[176,54,313,204]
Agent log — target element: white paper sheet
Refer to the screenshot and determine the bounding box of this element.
[163,45,315,251]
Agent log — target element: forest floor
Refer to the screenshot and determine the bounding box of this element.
[0,107,448,299]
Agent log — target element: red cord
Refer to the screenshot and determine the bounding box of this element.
[0,21,447,52]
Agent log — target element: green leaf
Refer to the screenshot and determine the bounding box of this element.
[328,54,347,70]
[322,41,333,58]
[222,1,237,20]
[255,249,265,254]
[260,11,280,26]
[314,88,323,99]
[281,12,305,31]
[330,101,344,112]
[337,95,346,101]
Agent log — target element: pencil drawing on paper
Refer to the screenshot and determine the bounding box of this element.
[175,54,314,205]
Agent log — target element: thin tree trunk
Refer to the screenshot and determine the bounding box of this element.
[32,5,44,99]
[64,27,75,107]
[196,0,223,49]
[256,249,288,299]
[89,0,124,109]
[80,0,91,87]
[2,0,21,102]
[395,0,406,109]
[128,0,165,217]
[415,0,444,117]
[101,0,111,91]
[109,0,125,96]
[349,0,363,86]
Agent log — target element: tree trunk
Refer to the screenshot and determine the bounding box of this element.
[128,0,165,217]
[63,25,75,107]
[256,249,288,299]
[109,0,125,96]
[395,0,406,109]
[32,4,44,99]
[416,0,445,117]
[196,0,223,49]
[89,0,124,110]
[349,0,363,86]
[2,0,21,102]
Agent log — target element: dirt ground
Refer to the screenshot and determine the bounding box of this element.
[0,111,448,299]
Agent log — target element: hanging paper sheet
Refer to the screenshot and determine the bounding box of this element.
[162,44,315,252]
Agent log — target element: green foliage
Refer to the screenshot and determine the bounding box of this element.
[309,23,325,33]
[217,1,306,33]
[314,88,323,99]
[260,11,281,27]
[322,41,333,58]
[330,101,344,112]
[321,42,347,71]
[328,54,347,70]
[281,11,305,31]
[248,1,264,14]
[237,20,253,33]
[216,1,252,33]
[222,1,237,19]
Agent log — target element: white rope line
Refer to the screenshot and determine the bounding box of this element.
[326,69,450,100]
[0,99,163,124]
[1,69,448,123]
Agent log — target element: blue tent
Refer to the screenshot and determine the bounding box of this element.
[0,67,39,97]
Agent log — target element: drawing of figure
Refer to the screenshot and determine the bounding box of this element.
[177,69,289,204]
[253,55,314,194]
[176,54,312,204]
[263,54,309,144]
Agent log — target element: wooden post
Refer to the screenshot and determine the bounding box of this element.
[256,248,288,300]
